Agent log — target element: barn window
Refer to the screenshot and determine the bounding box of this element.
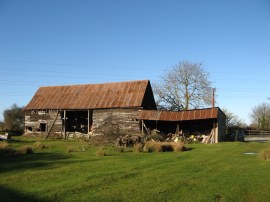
[27,126,32,132]
[40,123,47,132]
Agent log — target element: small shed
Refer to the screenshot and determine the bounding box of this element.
[24,80,156,138]
[138,107,226,143]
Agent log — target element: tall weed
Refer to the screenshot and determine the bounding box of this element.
[259,148,270,161]
[16,146,34,155]
[0,142,15,156]
[143,141,187,153]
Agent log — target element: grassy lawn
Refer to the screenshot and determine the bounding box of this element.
[1,137,270,202]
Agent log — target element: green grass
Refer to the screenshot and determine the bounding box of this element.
[1,137,270,202]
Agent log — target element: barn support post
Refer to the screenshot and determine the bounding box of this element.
[45,110,60,139]
[63,110,66,138]
[88,110,90,134]
[213,120,218,143]
[175,124,180,135]
[141,120,144,134]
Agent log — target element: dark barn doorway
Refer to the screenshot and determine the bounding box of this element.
[61,110,92,134]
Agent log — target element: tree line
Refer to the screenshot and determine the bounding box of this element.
[0,104,24,135]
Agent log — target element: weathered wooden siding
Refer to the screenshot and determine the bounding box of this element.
[24,110,62,134]
[217,109,226,142]
[92,108,140,135]
[25,108,141,137]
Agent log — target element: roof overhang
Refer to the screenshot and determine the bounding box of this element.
[138,107,221,122]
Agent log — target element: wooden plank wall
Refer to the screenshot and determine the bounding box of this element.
[217,109,227,142]
[24,110,62,134]
[25,108,141,137]
[92,108,140,135]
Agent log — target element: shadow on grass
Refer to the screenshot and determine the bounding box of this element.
[0,152,92,174]
[0,185,47,202]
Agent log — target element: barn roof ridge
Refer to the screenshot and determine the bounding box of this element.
[38,79,150,88]
[24,80,155,110]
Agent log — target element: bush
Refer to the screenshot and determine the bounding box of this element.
[133,143,144,153]
[16,146,34,155]
[0,142,15,156]
[67,147,76,153]
[89,135,109,146]
[143,141,187,153]
[171,142,188,152]
[34,141,47,149]
[96,147,106,156]
[259,148,270,161]
[118,146,125,153]
[143,141,157,152]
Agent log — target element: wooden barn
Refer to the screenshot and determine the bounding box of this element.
[24,80,156,138]
[24,79,226,143]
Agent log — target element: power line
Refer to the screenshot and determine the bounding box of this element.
[0,59,157,71]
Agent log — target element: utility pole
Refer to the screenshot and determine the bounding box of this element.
[212,88,216,108]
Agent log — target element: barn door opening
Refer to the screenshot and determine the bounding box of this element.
[62,110,92,134]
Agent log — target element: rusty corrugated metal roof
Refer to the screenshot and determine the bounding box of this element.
[24,80,151,110]
[137,108,220,121]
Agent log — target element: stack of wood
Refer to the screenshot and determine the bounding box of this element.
[202,129,216,144]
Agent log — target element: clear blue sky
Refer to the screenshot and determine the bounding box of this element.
[0,0,270,124]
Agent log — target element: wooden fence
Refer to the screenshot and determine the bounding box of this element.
[244,130,270,142]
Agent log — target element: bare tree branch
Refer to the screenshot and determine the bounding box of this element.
[250,103,270,130]
[153,61,213,110]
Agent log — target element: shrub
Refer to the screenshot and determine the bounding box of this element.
[161,142,174,152]
[258,148,270,161]
[89,135,109,146]
[67,147,76,153]
[0,142,15,156]
[143,141,187,153]
[118,146,125,153]
[0,142,9,150]
[34,141,47,149]
[171,142,188,152]
[143,141,156,152]
[16,146,34,155]
[143,142,166,152]
[96,147,106,156]
[133,143,144,153]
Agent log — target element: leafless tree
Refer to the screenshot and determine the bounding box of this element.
[250,102,270,130]
[222,108,245,128]
[154,61,213,110]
